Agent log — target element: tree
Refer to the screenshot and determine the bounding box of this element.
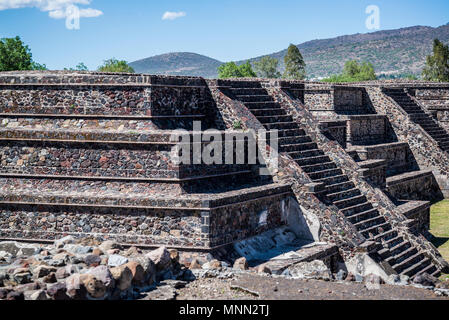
[97,58,135,73]
[323,60,377,83]
[253,56,281,78]
[422,39,449,82]
[0,36,33,71]
[218,61,256,79]
[238,61,257,78]
[283,44,306,79]
[65,62,89,71]
[31,61,48,70]
[75,62,88,71]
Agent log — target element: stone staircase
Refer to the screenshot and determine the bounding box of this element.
[383,88,449,152]
[226,81,441,278]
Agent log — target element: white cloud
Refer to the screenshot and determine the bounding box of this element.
[162,11,186,21]
[0,0,103,19]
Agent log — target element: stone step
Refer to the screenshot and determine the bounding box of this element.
[400,257,431,277]
[386,170,433,189]
[291,154,328,167]
[273,128,306,138]
[264,122,298,130]
[327,188,361,202]
[384,235,405,249]
[231,88,267,96]
[426,128,447,135]
[427,133,448,139]
[244,102,280,110]
[391,246,418,266]
[235,95,273,103]
[389,240,411,256]
[414,263,438,278]
[409,113,429,119]
[346,208,380,224]
[393,251,425,274]
[359,222,392,238]
[333,195,368,210]
[257,115,294,124]
[309,168,343,181]
[277,135,312,145]
[251,108,287,117]
[301,162,337,174]
[280,142,317,153]
[316,174,350,187]
[290,149,325,159]
[419,122,440,129]
[340,201,374,216]
[228,81,262,88]
[325,180,356,194]
[372,229,399,243]
[353,216,386,231]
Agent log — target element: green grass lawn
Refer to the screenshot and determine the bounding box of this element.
[430,200,449,281]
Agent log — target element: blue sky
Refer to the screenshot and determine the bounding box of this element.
[0,0,448,70]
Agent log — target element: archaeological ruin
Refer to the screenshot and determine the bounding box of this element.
[1,71,449,281]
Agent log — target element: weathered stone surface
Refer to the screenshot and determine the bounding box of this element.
[146,247,171,271]
[80,274,107,299]
[233,257,249,271]
[107,255,128,267]
[47,282,70,300]
[86,266,115,290]
[110,266,133,291]
[189,258,202,270]
[27,290,50,300]
[55,236,75,249]
[257,265,272,275]
[99,241,122,252]
[85,255,102,267]
[413,274,439,287]
[124,261,145,285]
[203,260,222,270]
[32,265,57,279]
[288,260,332,281]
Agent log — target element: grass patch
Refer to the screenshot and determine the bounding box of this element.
[430,200,449,281]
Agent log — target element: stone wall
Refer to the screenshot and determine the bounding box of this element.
[0,204,205,248]
[334,87,364,113]
[347,115,388,146]
[353,142,414,176]
[318,121,347,149]
[387,171,441,202]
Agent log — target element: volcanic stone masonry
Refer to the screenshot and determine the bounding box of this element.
[0,71,448,282]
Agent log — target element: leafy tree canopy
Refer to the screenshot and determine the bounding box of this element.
[323,60,377,83]
[253,56,281,79]
[218,61,256,79]
[65,62,89,71]
[0,36,33,71]
[97,58,135,73]
[283,44,306,80]
[0,36,47,71]
[422,39,449,82]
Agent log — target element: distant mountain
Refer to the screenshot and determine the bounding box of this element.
[130,23,449,79]
[129,52,223,78]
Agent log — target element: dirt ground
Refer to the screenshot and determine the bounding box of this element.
[175,274,449,300]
